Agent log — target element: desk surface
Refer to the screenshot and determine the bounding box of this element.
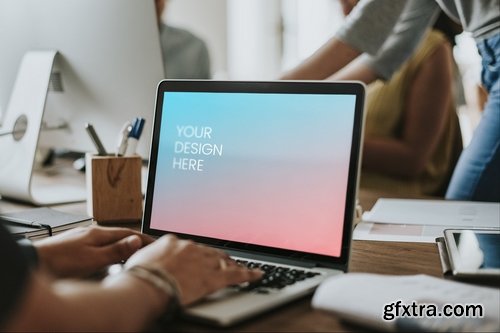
[0,188,442,332]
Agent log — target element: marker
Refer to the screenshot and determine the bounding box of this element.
[116,121,132,156]
[125,118,145,156]
[85,123,107,156]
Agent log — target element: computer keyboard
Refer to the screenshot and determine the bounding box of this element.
[236,260,320,292]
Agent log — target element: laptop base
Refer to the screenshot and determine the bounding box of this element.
[184,257,342,327]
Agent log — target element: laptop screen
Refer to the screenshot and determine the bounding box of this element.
[146,82,362,260]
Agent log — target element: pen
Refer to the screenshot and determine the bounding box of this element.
[85,123,108,156]
[125,118,146,156]
[130,117,145,139]
[116,121,132,156]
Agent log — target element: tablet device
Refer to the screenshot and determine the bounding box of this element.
[443,229,500,278]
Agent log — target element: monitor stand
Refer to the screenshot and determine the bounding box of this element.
[0,51,86,205]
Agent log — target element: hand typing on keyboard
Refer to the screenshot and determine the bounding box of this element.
[124,235,263,305]
[236,260,320,293]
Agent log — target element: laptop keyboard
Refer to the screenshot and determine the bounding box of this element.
[236,260,320,292]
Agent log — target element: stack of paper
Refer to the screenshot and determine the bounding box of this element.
[354,199,500,243]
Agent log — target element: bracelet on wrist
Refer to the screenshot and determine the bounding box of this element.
[108,263,182,318]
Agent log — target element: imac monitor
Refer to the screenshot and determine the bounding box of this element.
[0,0,164,155]
[0,0,164,204]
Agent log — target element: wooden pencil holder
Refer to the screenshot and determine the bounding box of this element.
[86,153,142,223]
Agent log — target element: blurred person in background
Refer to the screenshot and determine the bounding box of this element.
[341,0,464,197]
[155,0,211,79]
[282,0,500,202]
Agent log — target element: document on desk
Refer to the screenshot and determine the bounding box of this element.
[354,199,500,243]
[312,273,500,332]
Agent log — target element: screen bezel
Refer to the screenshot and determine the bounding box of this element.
[444,228,500,275]
[142,80,365,269]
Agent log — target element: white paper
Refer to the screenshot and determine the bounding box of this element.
[363,199,500,228]
[353,222,444,243]
[312,273,500,331]
[355,199,500,243]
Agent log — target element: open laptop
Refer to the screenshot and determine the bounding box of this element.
[142,80,365,326]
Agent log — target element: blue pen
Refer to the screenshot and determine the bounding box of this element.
[129,117,145,139]
[125,117,145,156]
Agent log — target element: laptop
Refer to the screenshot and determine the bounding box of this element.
[142,80,365,326]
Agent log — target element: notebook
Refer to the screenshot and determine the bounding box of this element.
[312,273,500,332]
[1,207,93,239]
[142,80,365,326]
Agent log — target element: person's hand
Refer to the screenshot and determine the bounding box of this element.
[35,226,154,278]
[125,234,263,306]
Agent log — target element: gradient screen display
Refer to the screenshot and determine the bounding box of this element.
[150,92,356,257]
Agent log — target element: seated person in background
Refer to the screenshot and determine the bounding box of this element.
[352,7,464,197]
[155,0,211,79]
[0,224,261,331]
[283,1,464,198]
[281,0,500,202]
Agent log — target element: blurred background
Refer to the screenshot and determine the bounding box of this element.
[167,0,483,146]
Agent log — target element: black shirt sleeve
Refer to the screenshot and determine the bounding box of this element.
[0,223,30,328]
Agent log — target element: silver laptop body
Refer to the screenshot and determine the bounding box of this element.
[142,80,365,326]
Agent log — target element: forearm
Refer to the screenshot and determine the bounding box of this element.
[6,272,167,332]
[362,138,429,178]
[283,0,405,81]
[280,38,361,80]
[328,54,379,84]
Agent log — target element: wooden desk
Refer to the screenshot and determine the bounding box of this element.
[0,189,442,332]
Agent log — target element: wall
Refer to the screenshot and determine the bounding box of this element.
[164,0,283,80]
[227,0,282,79]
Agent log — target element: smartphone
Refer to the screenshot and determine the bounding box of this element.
[444,228,500,278]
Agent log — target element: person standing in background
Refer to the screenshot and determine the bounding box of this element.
[282,0,500,202]
[341,3,464,197]
[155,0,211,79]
